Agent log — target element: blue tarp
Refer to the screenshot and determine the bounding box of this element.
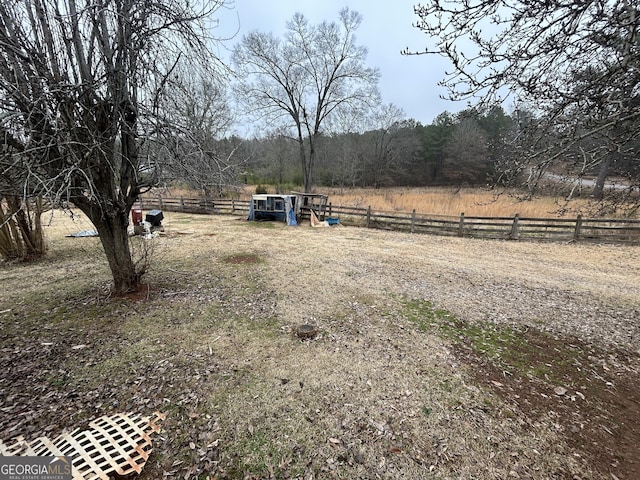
[247,200,254,220]
[285,196,297,226]
[66,230,99,237]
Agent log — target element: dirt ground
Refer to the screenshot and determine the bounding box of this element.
[1,211,639,479]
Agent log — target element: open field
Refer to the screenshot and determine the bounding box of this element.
[323,186,589,218]
[165,185,630,218]
[1,210,639,479]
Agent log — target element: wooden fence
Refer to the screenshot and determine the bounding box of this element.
[139,195,248,215]
[138,195,640,245]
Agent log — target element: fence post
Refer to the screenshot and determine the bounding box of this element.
[574,214,583,241]
[411,209,416,233]
[329,202,333,216]
[158,194,164,210]
[510,213,520,240]
[232,199,235,212]
[366,206,371,228]
[180,196,184,212]
[458,213,465,237]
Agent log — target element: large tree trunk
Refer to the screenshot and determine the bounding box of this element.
[296,134,310,193]
[80,204,140,294]
[304,149,314,193]
[302,135,317,193]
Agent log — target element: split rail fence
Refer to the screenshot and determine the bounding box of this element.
[138,195,640,245]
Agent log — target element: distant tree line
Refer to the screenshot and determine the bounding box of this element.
[204,103,638,196]
[239,106,506,189]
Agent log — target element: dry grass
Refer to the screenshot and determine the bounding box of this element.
[1,210,639,479]
[322,186,592,218]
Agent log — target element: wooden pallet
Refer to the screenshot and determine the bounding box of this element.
[0,411,165,480]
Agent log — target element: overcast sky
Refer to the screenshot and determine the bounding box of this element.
[215,1,468,127]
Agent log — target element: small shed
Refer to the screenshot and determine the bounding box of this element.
[292,192,329,221]
[248,194,298,226]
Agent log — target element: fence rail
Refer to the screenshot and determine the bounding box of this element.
[139,195,640,245]
[139,196,249,215]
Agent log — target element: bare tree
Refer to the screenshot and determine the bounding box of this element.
[158,71,247,198]
[260,128,298,186]
[321,132,368,188]
[233,8,381,192]
[360,104,420,187]
[443,117,490,185]
[0,0,226,292]
[407,0,640,205]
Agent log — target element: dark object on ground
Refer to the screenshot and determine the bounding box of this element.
[145,210,164,227]
[296,324,318,339]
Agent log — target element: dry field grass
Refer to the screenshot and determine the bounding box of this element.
[1,210,639,480]
[163,185,599,218]
[323,186,587,218]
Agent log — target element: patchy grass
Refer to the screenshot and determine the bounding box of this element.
[400,297,640,480]
[1,210,638,480]
[245,220,279,229]
[403,298,532,375]
[223,252,263,265]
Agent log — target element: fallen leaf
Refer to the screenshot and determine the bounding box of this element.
[554,386,567,396]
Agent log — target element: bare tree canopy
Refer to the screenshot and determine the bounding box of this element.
[232,8,381,192]
[408,0,640,205]
[157,70,248,199]
[0,0,226,292]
